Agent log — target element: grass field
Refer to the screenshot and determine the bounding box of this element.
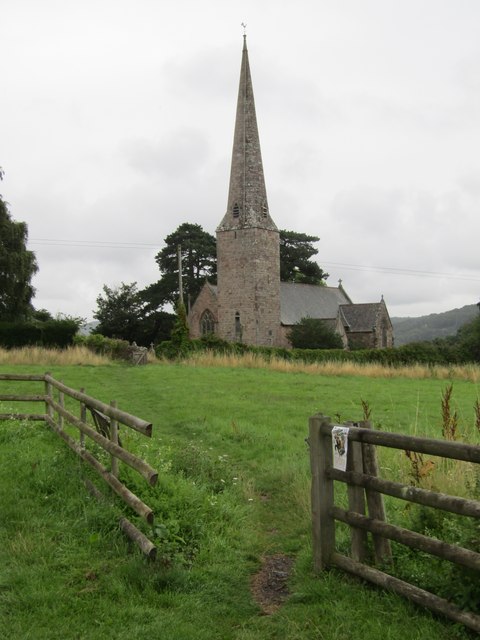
[1,358,479,639]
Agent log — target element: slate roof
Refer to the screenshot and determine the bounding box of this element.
[340,303,383,332]
[280,282,352,325]
[203,282,218,297]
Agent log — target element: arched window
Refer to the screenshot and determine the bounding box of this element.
[200,310,215,336]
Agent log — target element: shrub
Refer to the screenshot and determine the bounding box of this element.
[153,330,471,368]
[170,302,190,351]
[73,333,131,360]
[396,505,480,614]
[287,317,344,350]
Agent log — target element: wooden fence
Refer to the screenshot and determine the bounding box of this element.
[309,414,480,633]
[0,372,159,559]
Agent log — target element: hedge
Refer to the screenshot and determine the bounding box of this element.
[156,335,465,366]
[0,319,79,348]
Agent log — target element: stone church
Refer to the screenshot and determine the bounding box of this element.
[188,36,394,350]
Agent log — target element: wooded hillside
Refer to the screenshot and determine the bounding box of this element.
[392,304,478,345]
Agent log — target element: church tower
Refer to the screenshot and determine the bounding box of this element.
[216,35,281,346]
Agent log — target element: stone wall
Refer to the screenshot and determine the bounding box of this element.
[188,283,218,339]
[217,227,281,346]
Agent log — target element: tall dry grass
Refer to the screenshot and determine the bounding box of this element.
[2,345,480,382]
[0,345,111,366]
[182,351,480,381]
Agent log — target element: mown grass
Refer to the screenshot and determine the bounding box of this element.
[1,358,479,639]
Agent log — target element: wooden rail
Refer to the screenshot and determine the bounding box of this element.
[309,414,480,633]
[0,372,158,559]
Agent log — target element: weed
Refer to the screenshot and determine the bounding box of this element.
[399,506,480,615]
[474,398,480,435]
[404,450,435,486]
[168,441,235,494]
[441,384,458,440]
[360,399,372,421]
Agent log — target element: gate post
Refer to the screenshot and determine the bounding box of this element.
[359,420,392,564]
[309,414,335,571]
[346,424,368,562]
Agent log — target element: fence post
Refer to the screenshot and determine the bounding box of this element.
[346,424,367,562]
[359,420,392,565]
[58,387,64,431]
[44,372,53,421]
[309,414,335,571]
[110,400,119,478]
[79,388,86,450]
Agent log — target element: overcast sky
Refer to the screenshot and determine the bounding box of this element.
[2,0,480,321]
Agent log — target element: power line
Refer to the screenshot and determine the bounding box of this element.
[322,261,480,283]
[29,237,480,283]
[30,238,160,250]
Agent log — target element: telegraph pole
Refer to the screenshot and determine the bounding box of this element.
[177,244,184,305]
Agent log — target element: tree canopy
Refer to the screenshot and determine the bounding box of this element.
[93,282,175,345]
[279,230,328,285]
[94,282,144,342]
[0,186,38,321]
[152,223,217,307]
[455,314,480,362]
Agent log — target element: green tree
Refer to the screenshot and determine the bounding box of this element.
[94,282,174,345]
[136,309,176,346]
[31,308,54,322]
[456,315,480,362]
[287,317,343,349]
[280,230,328,284]
[0,181,38,320]
[94,282,145,342]
[152,223,216,307]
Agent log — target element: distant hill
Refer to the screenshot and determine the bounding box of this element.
[391,304,478,346]
[78,321,99,336]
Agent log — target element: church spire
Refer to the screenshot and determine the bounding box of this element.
[217,36,277,232]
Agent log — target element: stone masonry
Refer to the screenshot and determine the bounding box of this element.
[215,35,281,346]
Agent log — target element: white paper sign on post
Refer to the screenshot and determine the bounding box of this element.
[332,426,349,471]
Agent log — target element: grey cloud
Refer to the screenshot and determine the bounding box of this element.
[454,51,480,96]
[458,173,480,198]
[122,129,210,179]
[331,187,407,235]
[164,46,237,101]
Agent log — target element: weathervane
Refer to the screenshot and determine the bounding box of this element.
[241,22,247,35]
